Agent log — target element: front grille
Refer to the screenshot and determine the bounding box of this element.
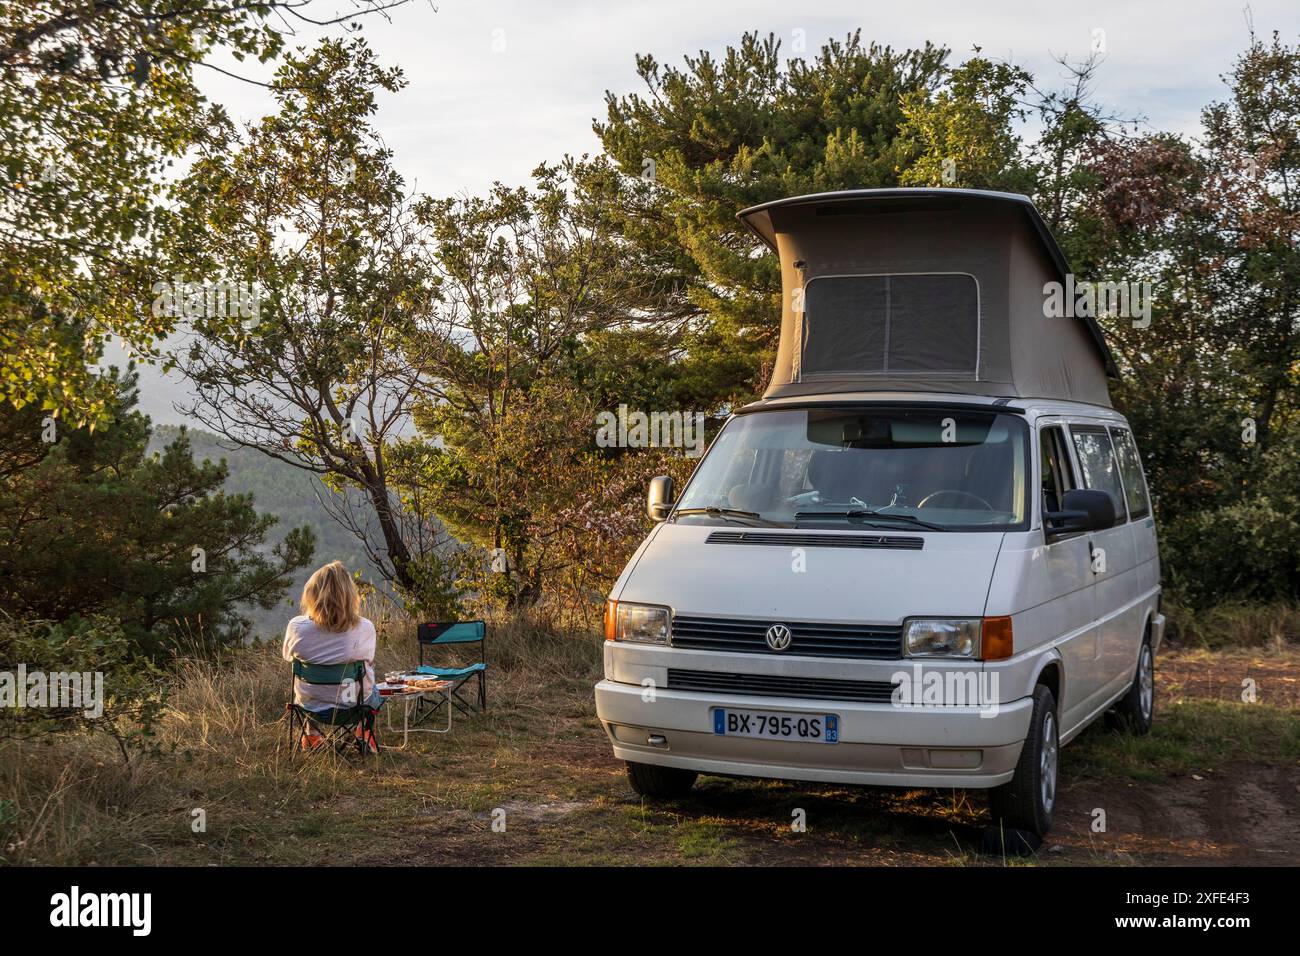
[706,530,924,550]
[666,668,896,704]
[671,614,901,660]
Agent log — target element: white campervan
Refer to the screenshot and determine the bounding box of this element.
[594,189,1165,839]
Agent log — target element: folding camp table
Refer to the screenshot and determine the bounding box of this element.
[378,678,454,749]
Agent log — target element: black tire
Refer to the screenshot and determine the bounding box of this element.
[989,684,1059,839]
[626,761,698,798]
[1108,637,1155,735]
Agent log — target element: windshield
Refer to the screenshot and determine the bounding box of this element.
[674,406,1030,531]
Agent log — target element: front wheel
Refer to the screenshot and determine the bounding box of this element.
[626,761,698,798]
[1109,638,1155,735]
[989,684,1059,838]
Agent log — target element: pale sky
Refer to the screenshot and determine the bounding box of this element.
[124,0,1300,425]
[196,0,1298,197]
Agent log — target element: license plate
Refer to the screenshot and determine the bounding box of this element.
[712,708,839,743]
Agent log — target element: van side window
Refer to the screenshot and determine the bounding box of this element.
[1109,427,1151,520]
[1039,425,1075,517]
[1070,426,1128,525]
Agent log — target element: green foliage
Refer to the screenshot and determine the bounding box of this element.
[0,2,277,426]
[0,1,410,426]
[169,37,441,593]
[0,612,167,763]
[148,424,389,634]
[899,54,1035,192]
[394,551,463,622]
[1161,446,1300,606]
[0,374,314,655]
[1075,33,1300,606]
[415,379,601,607]
[596,31,950,403]
[409,158,656,607]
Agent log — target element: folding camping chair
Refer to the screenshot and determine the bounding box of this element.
[414,621,488,721]
[284,659,379,759]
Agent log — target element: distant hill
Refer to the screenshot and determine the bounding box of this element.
[148,425,393,639]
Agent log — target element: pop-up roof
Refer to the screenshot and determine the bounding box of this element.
[737,188,1118,407]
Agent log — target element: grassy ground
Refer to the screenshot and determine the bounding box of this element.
[2,616,1298,867]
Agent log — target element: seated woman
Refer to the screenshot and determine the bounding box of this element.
[282,561,381,753]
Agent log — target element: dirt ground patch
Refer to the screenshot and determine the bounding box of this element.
[1157,647,1300,707]
[320,645,1299,867]
[14,644,1296,867]
[1044,761,1300,865]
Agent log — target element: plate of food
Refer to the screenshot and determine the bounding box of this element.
[403,678,452,692]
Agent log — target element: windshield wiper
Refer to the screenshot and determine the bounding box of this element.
[672,507,780,527]
[795,509,949,532]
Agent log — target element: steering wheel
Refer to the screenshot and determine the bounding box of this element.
[917,489,994,511]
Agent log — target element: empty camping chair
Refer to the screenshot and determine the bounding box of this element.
[415,621,487,715]
[284,659,378,758]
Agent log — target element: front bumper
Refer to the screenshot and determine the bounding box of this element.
[595,677,1034,789]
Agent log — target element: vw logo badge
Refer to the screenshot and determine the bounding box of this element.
[765,623,793,651]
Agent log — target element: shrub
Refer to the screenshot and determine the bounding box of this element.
[1162,496,1300,609]
[0,613,168,764]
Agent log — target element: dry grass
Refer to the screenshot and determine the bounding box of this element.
[1164,599,1300,650]
[1,603,1297,867]
[0,604,603,866]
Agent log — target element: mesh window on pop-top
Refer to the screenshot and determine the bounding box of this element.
[801,274,979,377]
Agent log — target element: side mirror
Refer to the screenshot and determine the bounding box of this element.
[647,475,674,522]
[1045,488,1115,537]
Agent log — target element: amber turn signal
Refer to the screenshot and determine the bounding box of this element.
[604,599,618,641]
[980,616,1014,660]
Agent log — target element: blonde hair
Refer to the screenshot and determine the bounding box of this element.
[300,561,361,632]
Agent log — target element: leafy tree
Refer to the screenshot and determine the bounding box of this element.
[172,41,657,610]
[1199,30,1300,463]
[411,159,646,606]
[0,0,412,425]
[595,31,950,404]
[1160,445,1300,606]
[898,53,1034,192]
[0,373,314,654]
[169,37,442,593]
[1056,34,1300,606]
[148,423,393,632]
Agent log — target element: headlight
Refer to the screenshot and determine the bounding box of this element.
[904,618,981,658]
[604,601,670,645]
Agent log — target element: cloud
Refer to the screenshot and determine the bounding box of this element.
[195,0,1298,197]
